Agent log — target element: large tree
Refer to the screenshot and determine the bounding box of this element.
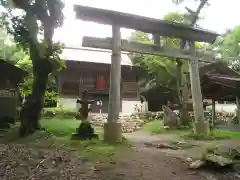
[0,0,65,136]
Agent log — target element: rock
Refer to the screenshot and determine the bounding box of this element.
[233,163,240,172]
[162,105,180,128]
[144,142,179,150]
[79,156,89,163]
[189,160,205,169]
[186,157,193,162]
[156,143,179,150]
[90,113,154,133]
[235,173,240,179]
[144,142,155,147]
[205,154,233,167]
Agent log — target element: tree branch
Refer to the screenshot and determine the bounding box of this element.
[180,0,208,48]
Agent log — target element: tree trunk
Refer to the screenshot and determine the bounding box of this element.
[176,60,191,126]
[19,69,49,137]
[236,96,240,125]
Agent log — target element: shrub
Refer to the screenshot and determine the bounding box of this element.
[20,88,58,108]
[42,107,77,119]
[44,91,58,108]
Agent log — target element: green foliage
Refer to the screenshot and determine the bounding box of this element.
[40,118,128,161]
[20,77,58,107]
[214,25,240,72]
[130,12,189,94]
[144,120,240,140]
[143,120,191,135]
[0,27,32,71]
[143,120,166,134]
[0,0,66,83]
[185,129,240,140]
[44,91,58,107]
[41,118,81,137]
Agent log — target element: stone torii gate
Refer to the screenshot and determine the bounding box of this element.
[73,5,219,143]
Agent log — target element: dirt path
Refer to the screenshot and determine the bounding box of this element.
[96,131,239,180]
[1,129,239,180]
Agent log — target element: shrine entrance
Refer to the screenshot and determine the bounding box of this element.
[73,5,219,142]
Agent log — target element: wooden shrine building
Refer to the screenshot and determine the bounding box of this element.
[200,61,240,101]
[58,47,147,114]
[199,62,240,125]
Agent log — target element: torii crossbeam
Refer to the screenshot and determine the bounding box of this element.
[74,5,219,142]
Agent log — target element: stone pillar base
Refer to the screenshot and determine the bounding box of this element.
[104,122,122,143]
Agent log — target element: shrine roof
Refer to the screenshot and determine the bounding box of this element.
[0,59,28,85]
[74,5,219,44]
[199,62,239,78]
[62,47,133,66]
[199,62,240,100]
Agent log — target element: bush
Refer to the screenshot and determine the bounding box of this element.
[20,87,58,108]
[42,107,77,119]
[44,91,58,108]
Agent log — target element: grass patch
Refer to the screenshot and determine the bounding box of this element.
[1,118,129,162]
[143,120,240,141]
[212,129,240,140]
[41,118,79,137]
[184,129,240,140]
[44,107,76,112]
[41,118,103,137]
[43,107,76,119]
[143,120,191,135]
[143,120,166,134]
[55,136,129,161]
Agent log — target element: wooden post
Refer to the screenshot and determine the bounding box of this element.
[211,99,216,129]
[236,96,240,125]
[57,74,62,108]
[153,35,160,46]
[188,40,210,134]
[104,25,122,143]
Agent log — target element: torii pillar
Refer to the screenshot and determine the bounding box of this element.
[104,25,122,143]
[188,40,210,134]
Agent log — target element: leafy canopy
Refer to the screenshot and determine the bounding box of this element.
[0,0,66,73]
[130,12,189,92]
[214,25,240,72]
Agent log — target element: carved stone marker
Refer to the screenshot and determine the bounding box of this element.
[0,88,18,129]
[71,89,98,140]
[162,105,180,128]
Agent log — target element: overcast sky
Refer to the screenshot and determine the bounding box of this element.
[53,0,240,46]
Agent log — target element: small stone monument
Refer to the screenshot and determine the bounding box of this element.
[162,105,180,128]
[0,60,27,129]
[71,89,98,140]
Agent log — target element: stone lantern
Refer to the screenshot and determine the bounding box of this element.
[71,89,98,140]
